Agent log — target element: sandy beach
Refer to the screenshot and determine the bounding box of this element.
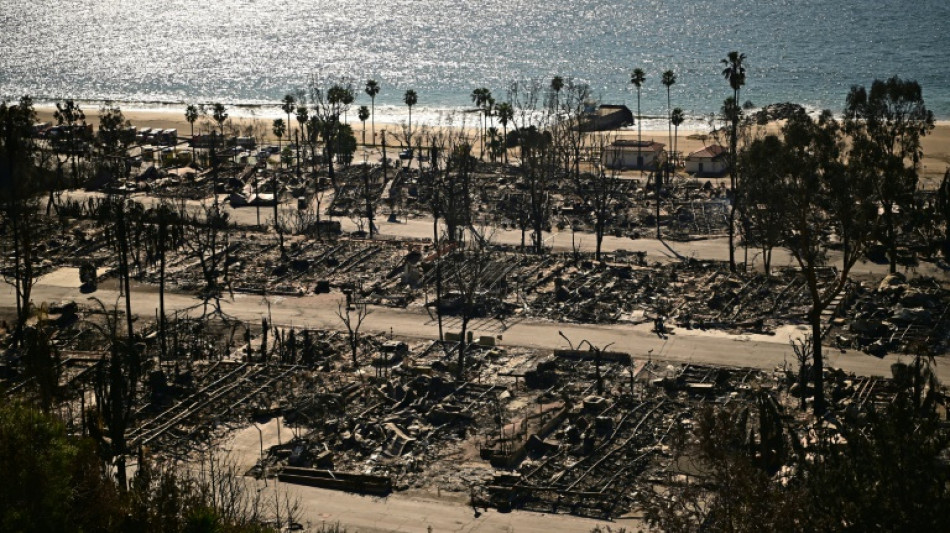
[33,105,950,186]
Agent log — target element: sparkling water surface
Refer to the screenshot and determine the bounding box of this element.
[1,0,948,124]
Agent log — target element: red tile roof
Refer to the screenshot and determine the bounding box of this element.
[687,144,728,160]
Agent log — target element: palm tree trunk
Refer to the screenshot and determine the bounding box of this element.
[728,87,740,272]
[287,112,293,145]
[673,125,679,164]
[381,131,388,186]
[637,91,642,170]
[274,172,283,253]
[275,135,283,253]
[667,89,672,164]
[728,206,737,271]
[480,111,485,160]
[295,130,301,179]
[364,164,374,239]
[502,124,508,166]
[656,168,662,239]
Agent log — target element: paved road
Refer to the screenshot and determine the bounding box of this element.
[9,270,940,383]
[275,482,625,533]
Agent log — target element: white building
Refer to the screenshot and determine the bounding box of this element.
[685,144,729,177]
[603,140,665,170]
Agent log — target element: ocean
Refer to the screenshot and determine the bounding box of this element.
[1,0,948,129]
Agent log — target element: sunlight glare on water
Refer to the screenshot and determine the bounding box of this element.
[1,0,947,123]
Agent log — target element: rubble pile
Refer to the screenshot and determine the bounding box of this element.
[1,297,924,522]
[15,195,855,340]
[0,214,112,277]
[525,257,821,332]
[481,359,901,519]
[141,232,415,298]
[127,360,301,454]
[327,165,387,218]
[394,165,733,240]
[831,273,950,356]
[123,226,836,336]
[265,341,524,489]
[666,264,823,332]
[146,167,213,200]
[121,323,364,456]
[284,371,505,491]
[662,178,731,239]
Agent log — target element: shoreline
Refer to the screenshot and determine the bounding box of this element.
[24,96,950,124]
[32,104,950,185]
[31,100,717,133]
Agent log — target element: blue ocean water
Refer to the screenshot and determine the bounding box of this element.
[1,0,947,124]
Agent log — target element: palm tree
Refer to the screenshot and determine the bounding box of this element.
[721,51,746,272]
[484,95,496,160]
[551,75,564,110]
[342,89,355,124]
[211,103,227,132]
[281,94,296,140]
[470,88,491,158]
[185,104,198,164]
[496,102,513,165]
[403,89,418,143]
[671,107,685,165]
[211,103,228,144]
[721,52,746,169]
[295,105,309,175]
[295,105,309,132]
[358,105,370,146]
[662,70,676,167]
[630,68,646,169]
[272,118,286,170]
[721,52,746,115]
[365,80,380,145]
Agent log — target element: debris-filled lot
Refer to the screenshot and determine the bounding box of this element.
[0,265,941,521]
[829,272,950,356]
[4,136,950,525]
[9,191,950,353]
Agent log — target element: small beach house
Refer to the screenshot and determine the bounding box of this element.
[603,139,665,170]
[685,144,729,177]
